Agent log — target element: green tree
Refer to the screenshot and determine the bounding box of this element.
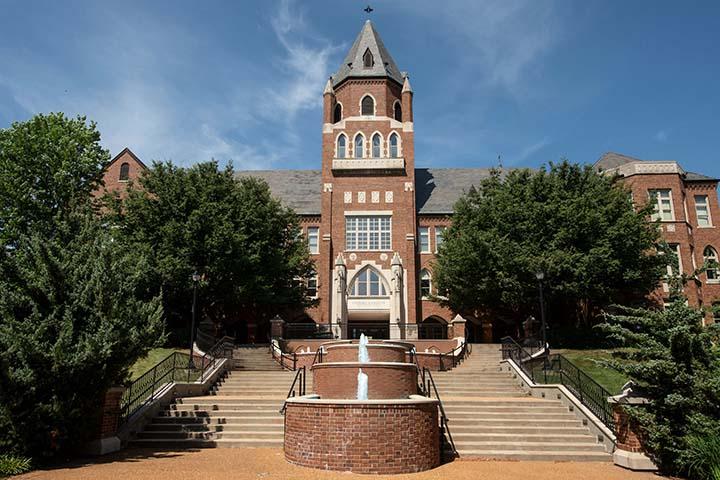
[107,161,314,341]
[433,161,668,335]
[598,302,720,477]
[0,113,109,247]
[0,211,164,458]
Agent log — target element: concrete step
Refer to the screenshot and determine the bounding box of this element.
[443,406,571,414]
[452,441,605,452]
[452,433,596,443]
[446,418,583,427]
[151,416,282,425]
[137,430,283,440]
[455,449,611,461]
[158,413,284,423]
[176,397,282,405]
[449,425,591,435]
[144,423,283,433]
[130,438,283,448]
[444,412,577,420]
[167,405,283,413]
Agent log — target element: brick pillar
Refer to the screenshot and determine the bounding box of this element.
[270,315,286,339]
[85,386,125,455]
[608,385,657,471]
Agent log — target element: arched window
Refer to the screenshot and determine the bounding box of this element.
[119,162,130,181]
[363,48,374,68]
[372,133,382,158]
[393,101,402,122]
[420,269,432,298]
[333,103,342,123]
[419,317,447,340]
[350,267,388,296]
[704,246,719,281]
[389,133,399,158]
[354,134,364,158]
[336,134,347,158]
[361,95,374,116]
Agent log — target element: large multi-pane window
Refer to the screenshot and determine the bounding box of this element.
[435,227,445,252]
[350,267,387,296]
[667,244,682,277]
[695,195,712,226]
[307,227,319,254]
[345,216,391,251]
[418,227,430,253]
[704,246,719,282]
[649,189,674,221]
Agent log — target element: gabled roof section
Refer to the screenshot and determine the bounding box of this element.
[594,152,640,171]
[235,170,322,216]
[332,20,404,87]
[107,147,148,170]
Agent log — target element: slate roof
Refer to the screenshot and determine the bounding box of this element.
[685,171,719,182]
[235,168,498,216]
[595,151,718,182]
[332,20,404,87]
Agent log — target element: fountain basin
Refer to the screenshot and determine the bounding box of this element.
[323,343,408,363]
[312,362,418,399]
[284,395,440,474]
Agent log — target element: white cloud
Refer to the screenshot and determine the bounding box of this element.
[654,129,669,142]
[517,136,551,163]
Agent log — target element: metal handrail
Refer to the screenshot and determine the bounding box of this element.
[501,337,614,431]
[423,367,457,457]
[197,335,235,382]
[279,366,306,414]
[311,346,324,366]
[270,341,297,370]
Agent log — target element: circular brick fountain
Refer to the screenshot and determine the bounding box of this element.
[283,338,440,474]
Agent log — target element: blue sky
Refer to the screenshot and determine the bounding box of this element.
[1,0,719,177]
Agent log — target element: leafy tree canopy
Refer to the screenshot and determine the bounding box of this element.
[434,160,668,332]
[0,113,109,247]
[106,161,315,339]
[0,211,164,458]
[598,302,720,476]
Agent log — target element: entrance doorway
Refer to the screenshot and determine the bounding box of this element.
[348,321,390,339]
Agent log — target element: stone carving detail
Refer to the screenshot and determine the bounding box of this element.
[323,183,333,192]
[385,191,394,203]
[404,182,414,192]
[358,191,366,203]
[349,253,357,261]
[344,191,352,204]
[380,253,388,261]
[371,191,380,203]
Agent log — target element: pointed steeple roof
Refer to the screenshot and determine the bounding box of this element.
[332,20,404,87]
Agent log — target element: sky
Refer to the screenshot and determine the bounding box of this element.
[1,0,719,177]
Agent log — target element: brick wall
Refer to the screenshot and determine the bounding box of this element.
[613,404,646,453]
[324,344,407,363]
[284,399,439,474]
[94,148,146,200]
[312,363,417,399]
[97,387,125,439]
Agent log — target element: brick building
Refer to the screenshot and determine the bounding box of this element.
[99,21,720,341]
[595,152,720,323]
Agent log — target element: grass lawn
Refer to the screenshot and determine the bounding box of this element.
[129,347,188,380]
[554,349,629,394]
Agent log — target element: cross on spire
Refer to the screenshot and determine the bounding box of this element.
[364,5,374,14]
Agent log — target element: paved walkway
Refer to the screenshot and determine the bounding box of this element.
[18,448,663,480]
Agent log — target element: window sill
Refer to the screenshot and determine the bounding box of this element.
[707,280,720,285]
[697,225,715,229]
[332,158,405,171]
[344,249,393,253]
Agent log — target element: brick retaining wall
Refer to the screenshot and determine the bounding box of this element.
[324,344,407,363]
[312,363,417,399]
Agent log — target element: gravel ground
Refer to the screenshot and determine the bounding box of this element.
[16,448,664,480]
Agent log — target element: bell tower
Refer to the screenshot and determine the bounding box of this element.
[318,20,418,339]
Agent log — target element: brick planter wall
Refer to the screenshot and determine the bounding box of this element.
[312,362,417,399]
[613,405,646,453]
[324,344,407,363]
[284,397,439,474]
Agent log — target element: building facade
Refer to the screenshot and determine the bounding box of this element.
[98,21,720,342]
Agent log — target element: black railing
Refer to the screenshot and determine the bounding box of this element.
[280,366,307,414]
[270,342,298,370]
[501,337,614,431]
[422,367,457,458]
[120,337,235,424]
[434,340,471,371]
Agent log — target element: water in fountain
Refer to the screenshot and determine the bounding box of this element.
[358,333,370,363]
[357,368,369,400]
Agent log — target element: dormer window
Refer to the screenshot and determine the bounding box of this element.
[361,95,375,116]
[363,48,374,68]
[119,162,130,181]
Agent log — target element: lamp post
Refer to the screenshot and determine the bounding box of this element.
[535,271,548,356]
[188,271,201,369]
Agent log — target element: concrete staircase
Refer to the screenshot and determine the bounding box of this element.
[131,347,298,448]
[436,344,611,461]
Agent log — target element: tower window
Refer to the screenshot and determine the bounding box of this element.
[389,133,399,158]
[337,134,347,158]
[119,162,130,181]
[361,95,375,116]
[372,133,382,158]
[420,270,432,298]
[704,246,719,282]
[394,102,402,122]
[363,48,374,68]
[333,103,342,123]
[354,134,364,158]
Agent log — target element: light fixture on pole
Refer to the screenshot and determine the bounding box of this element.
[535,271,548,356]
[189,271,201,369]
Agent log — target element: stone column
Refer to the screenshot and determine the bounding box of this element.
[85,386,125,455]
[331,254,348,339]
[270,315,285,340]
[608,383,657,471]
[389,253,404,339]
[449,314,467,341]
